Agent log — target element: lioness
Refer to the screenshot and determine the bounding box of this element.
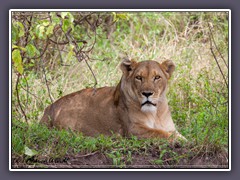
[41,59,186,142]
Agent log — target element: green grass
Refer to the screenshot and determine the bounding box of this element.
[12,118,193,168]
[11,11,229,168]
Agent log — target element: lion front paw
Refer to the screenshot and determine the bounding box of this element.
[168,131,188,144]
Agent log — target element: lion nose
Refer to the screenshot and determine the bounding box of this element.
[142,91,153,98]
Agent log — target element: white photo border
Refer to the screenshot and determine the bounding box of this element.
[9,9,231,172]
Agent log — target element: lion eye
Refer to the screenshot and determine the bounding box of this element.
[135,76,142,81]
[154,75,161,80]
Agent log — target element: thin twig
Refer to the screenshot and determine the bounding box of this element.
[41,59,54,104]
[74,12,95,25]
[84,57,98,91]
[24,39,50,60]
[23,13,33,47]
[208,31,228,87]
[60,24,98,90]
[208,22,228,68]
[19,81,44,106]
[49,37,87,45]
[74,151,99,158]
[53,33,70,66]
[22,74,29,106]
[16,74,28,124]
[82,15,99,53]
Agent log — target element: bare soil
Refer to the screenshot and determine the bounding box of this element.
[12,147,228,169]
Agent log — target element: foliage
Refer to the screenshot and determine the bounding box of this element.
[12,119,187,167]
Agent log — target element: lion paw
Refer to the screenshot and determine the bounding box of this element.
[168,131,188,145]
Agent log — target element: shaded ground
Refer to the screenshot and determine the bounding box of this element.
[12,147,228,169]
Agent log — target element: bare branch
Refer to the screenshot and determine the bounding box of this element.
[208,22,228,68]
[49,37,87,45]
[19,81,44,106]
[84,55,98,91]
[53,33,70,66]
[41,58,54,105]
[74,12,95,25]
[60,25,98,90]
[16,74,28,124]
[208,29,228,87]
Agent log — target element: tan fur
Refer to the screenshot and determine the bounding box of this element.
[41,59,186,142]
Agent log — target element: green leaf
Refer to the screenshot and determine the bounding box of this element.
[159,149,167,159]
[12,45,26,52]
[112,12,129,22]
[112,12,117,22]
[61,12,68,19]
[15,22,25,37]
[26,44,37,57]
[12,22,25,42]
[12,45,18,49]
[67,12,74,23]
[62,19,70,32]
[46,25,54,36]
[117,13,129,20]
[24,146,38,157]
[12,49,22,65]
[11,23,18,43]
[17,64,24,75]
[29,31,36,40]
[42,20,50,26]
[39,26,45,38]
[50,12,60,25]
[61,12,74,22]
[12,49,24,74]
[61,12,74,32]
[36,25,46,39]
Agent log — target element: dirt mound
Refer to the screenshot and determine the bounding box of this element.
[12,148,228,169]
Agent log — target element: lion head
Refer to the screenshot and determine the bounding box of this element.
[119,59,175,113]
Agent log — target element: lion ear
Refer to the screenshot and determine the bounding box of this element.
[160,60,175,79]
[120,58,137,75]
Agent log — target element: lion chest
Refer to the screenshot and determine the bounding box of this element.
[143,113,176,132]
[144,115,155,129]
